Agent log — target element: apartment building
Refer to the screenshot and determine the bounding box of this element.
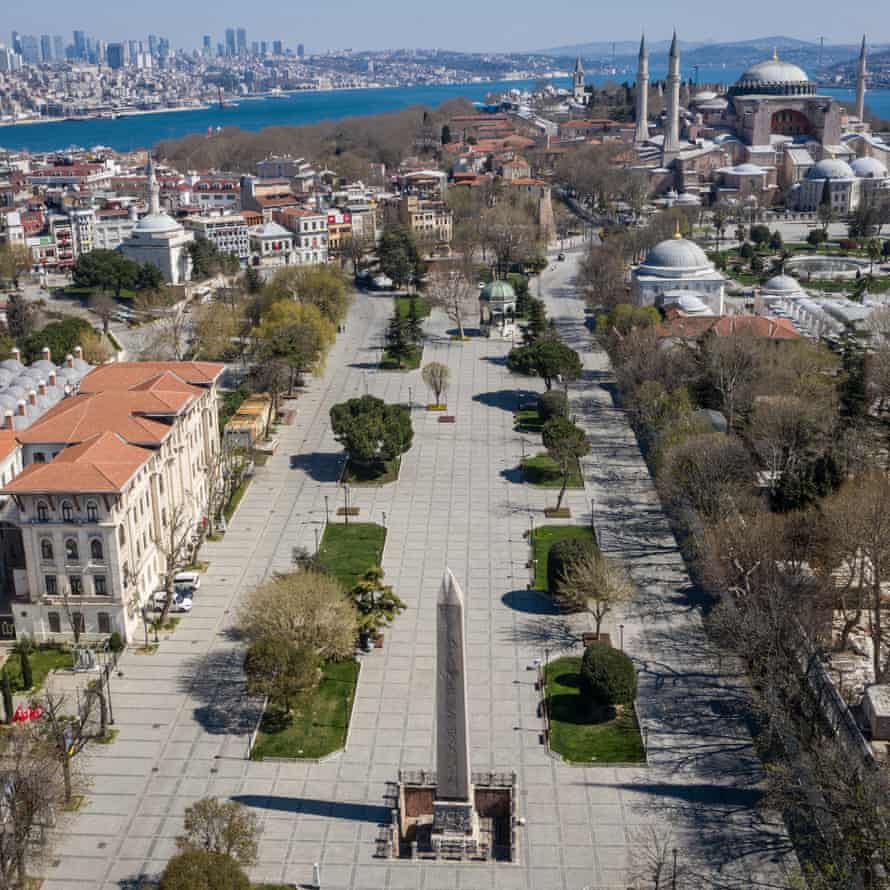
[274,207,329,265]
[183,213,249,260]
[384,195,453,246]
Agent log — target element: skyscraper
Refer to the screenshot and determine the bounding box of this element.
[73,30,86,59]
[40,35,53,62]
[107,43,125,69]
[225,28,236,57]
[272,40,283,56]
[19,35,41,65]
[202,35,212,53]
[236,27,247,55]
[297,43,304,59]
[147,34,158,56]
[53,35,64,60]
[10,31,21,54]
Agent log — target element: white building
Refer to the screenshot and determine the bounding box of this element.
[248,221,294,267]
[183,213,249,260]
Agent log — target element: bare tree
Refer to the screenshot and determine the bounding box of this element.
[60,591,84,649]
[578,238,628,309]
[341,232,372,275]
[421,362,451,408]
[628,824,683,889]
[556,550,634,636]
[88,292,117,335]
[177,798,261,866]
[204,442,250,537]
[139,307,191,361]
[700,334,763,430]
[0,725,66,888]
[152,501,198,626]
[426,270,477,339]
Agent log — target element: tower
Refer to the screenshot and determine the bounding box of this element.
[147,155,160,216]
[663,31,681,160]
[634,34,649,144]
[856,34,867,121]
[572,56,585,103]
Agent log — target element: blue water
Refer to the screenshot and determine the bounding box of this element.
[1,69,887,153]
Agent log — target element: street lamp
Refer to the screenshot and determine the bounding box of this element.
[314,525,320,555]
[324,495,330,526]
[382,511,387,529]
[408,385,413,407]
[343,484,350,526]
[619,624,624,652]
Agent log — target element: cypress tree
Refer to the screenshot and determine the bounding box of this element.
[2,670,12,723]
[20,649,32,691]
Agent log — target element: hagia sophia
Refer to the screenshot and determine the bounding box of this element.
[632,34,890,211]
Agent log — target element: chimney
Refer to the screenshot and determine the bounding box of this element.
[66,354,74,369]
[3,411,13,430]
[38,380,46,396]
[48,371,57,387]
[11,348,20,363]
[42,346,51,362]
[28,390,37,406]
[74,345,83,360]
[17,400,26,417]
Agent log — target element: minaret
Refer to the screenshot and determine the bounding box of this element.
[572,56,585,103]
[634,34,649,144]
[147,154,160,216]
[663,31,681,160]
[855,35,867,121]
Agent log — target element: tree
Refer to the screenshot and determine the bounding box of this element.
[265,265,351,324]
[480,202,539,278]
[341,232,372,275]
[422,362,450,407]
[177,799,261,866]
[350,567,406,636]
[807,228,827,247]
[72,249,139,296]
[205,442,251,538]
[138,307,192,361]
[542,416,590,510]
[88,292,117,335]
[404,295,424,346]
[578,239,627,309]
[700,333,763,430]
[237,570,357,659]
[330,395,413,473]
[22,316,93,363]
[244,637,320,713]
[159,850,249,890]
[507,338,583,390]
[1,670,12,723]
[0,724,66,889]
[384,307,412,368]
[522,298,548,345]
[14,640,32,692]
[749,224,771,246]
[579,642,637,706]
[152,502,197,627]
[426,269,476,339]
[0,243,31,289]
[378,225,422,290]
[557,551,634,636]
[191,300,241,361]
[769,230,784,251]
[6,293,37,342]
[188,236,239,280]
[243,264,263,294]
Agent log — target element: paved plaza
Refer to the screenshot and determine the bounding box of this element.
[41,256,794,890]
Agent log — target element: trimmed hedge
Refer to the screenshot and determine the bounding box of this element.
[580,642,637,706]
[537,390,568,423]
[547,537,598,601]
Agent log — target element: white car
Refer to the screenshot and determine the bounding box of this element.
[151,590,193,612]
[173,571,201,592]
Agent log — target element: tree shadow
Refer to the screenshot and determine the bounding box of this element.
[232,794,390,823]
[501,588,560,615]
[549,694,615,726]
[480,354,509,366]
[348,361,379,370]
[499,465,524,485]
[473,389,538,412]
[502,614,582,650]
[289,451,343,483]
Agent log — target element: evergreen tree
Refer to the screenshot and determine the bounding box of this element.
[523,298,548,345]
[243,265,263,294]
[19,649,32,691]
[385,307,411,368]
[839,332,868,423]
[405,296,424,345]
[6,293,36,342]
[1,670,12,724]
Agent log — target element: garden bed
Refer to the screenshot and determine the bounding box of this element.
[544,656,644,764]
[251,659,360,760]
[521,452,583,488]
[5,646,71,693]
[380,347,422,371]
[318,522,387,589]
[223,477,251,522]
[395,295,431,319]
[532,525,598,592]
[515,407,545,433]
[342,457,400,485]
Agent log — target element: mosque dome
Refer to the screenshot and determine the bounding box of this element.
[851,156,888,179]
[479,280,516,302]
[133,212,181,234]
[731,52,815,97]
[807,159,855,180]
[762,274,803,294]
[641,236,710,272]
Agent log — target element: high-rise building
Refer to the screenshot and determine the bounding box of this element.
[147,34,158,56]
[128,40,139,62]
[53,35,64,60]
[106,43,125,69]
[72,30,86,58]
[202,35,211,53]
[225,28,236,56]
[260,41,267,56]
[272,40,283,55]
[251,41,259,55]
[40,34,53,62]
[297,43,304,59]
[10,31,21,54]
[158,37,170,57]
[19,35,41,65]
[0,46,21,71]
[236,27,247,55]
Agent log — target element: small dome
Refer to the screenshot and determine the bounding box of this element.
[480,280,516,302]
[642,237,710,271]
[730,163,766,175]
[694,90,718,101]
[807,159,855,180]
[133,212,181,234]
[0,359,24,374]
[851,156,888,179]
[763,274,802,293]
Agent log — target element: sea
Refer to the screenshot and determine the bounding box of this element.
[1,65,888,154]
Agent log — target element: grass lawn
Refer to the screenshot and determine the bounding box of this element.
[5,647,71,693]
[251,659,360,760]
[318,522,386,589]
[60,285,137,300]
[380,346,422,370]
[223,477,251,522]
[545,656,644,764]
[342,457,400,485]
[515,407,544,433]
[532,525,597,591]
[395,295,431,319]
[521,452,583,488]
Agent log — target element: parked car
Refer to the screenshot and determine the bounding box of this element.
[173,571,201,592]
[151,590,193,612]
[557,253,566,261]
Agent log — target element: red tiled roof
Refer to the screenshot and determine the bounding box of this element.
[656,315,801,341]
[80,362,224,390]
[0,430,18,463]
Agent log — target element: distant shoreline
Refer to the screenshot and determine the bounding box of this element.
[0,104,212,129]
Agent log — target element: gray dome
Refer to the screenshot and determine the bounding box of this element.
[851,156,887,179]
[739,58,809,85]
[642,237,710,271]
[808,159,855,180]
[133,212,181,234]
[0,360,24,374]
[763,274,802,293]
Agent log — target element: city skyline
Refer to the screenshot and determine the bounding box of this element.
[4,0,889,55]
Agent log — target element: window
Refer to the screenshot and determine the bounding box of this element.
[69,575,83,595]
[65,539,78,561]
[118,525,125,545]
[45,575,57,595]
[94,575,107,596]
[48,612,61,633]
[122,562,129,585]
[33,452,46,464]
[90,540,104,561]
[97,612,111,634]
[40,539,53,560]
[86,501,99,522]
[71,612,85,634]
[61,501,73,522]
[37,501,49,522]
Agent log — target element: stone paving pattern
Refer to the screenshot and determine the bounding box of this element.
[41,253,795,889]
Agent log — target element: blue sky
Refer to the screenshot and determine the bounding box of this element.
[5,0,886,53]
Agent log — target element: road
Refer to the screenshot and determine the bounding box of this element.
[40,266,794,890]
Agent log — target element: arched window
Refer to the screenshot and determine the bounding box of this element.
[90,539,103,561]
[65,539,78,561]
[118,525,125,545]
[37,502,49,522]
[86,501,99,522]
[61,501,73,522]
[40,539,53,560]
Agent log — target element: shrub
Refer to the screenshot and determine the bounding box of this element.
[547,537,598,599]
[580,642,637,706]
[537,390,568,422]
[108,632,125,654]
[839,238,859,251]
[159,850,249,890]
[739,242,754,259]
[807,229,827,246]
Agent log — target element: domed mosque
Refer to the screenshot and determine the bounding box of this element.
[631,36,890,206]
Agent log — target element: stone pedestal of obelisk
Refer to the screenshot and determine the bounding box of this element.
[431,569,480,855]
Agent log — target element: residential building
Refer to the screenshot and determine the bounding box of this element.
[183,214,249,260]
[384,196,453,247]
[327,210,352,256]
[248,221,294,267]
[274,208,329,264]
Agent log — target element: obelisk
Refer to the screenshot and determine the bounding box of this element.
[432,569,478,849]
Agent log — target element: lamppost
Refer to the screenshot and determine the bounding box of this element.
[408,385,413,407]
[590,497,596,535]
[343,484,350,526]
[382,511,387,529]
[672,848,678,889]
[619,624,625,652]
[103,658,115,725]
[324,495,330,526]
[314,525,320,555]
